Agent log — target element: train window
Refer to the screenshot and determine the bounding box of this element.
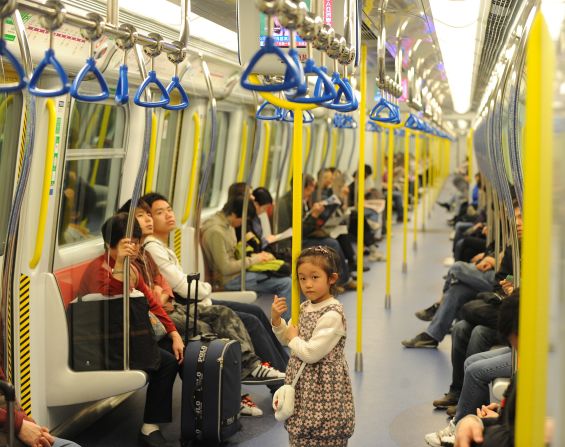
[155,110,181,198]
[202,111,229,208]
[0,92,23,256]
[67,103,126,150]
[57,101,126,246]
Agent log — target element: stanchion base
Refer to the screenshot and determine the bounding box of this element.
[385,294,391,309]
[413,241,418,251]
[402,263,407,274]
[354,352,363,372]
[422,225,426,232]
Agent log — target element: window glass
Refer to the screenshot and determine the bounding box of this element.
[0,92,23,256]
[155,110,181,198]
[68,103,126,149]
[57,102,126,246]
[202,111,229,208]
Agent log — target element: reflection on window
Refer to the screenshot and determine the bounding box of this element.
[202,112,229,208]
[0,93,23,256]
[155,110,181,198]
[58,158,123,245]
[68,102,126,149]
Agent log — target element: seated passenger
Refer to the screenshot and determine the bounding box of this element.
[78,213,183,447]
[135,195,288,410]
[0,366,81,447]
[199,196,294,309]
[402,204,521,348]
[277,174,357,291]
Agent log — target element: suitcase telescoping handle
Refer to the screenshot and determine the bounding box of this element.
[185,272,201,343]
[0,380,16,447]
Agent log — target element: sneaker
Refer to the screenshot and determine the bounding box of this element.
[415,302,440,321]
[443,256,455,267]
[401,332,438,348]
[242,362,285,385]
[424,420,456,447]
[368,246,386,262]
[446,405,457,417]
[432,392,459,409]
[240,394,263,417]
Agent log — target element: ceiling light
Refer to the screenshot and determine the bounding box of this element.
[429,0,482,114]
[542,0,565,40]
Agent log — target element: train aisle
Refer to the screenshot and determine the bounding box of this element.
[73,205,454,447]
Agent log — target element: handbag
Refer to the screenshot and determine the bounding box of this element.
[68,293,161,371]
[272,361,306,422]
[460,292,503,329]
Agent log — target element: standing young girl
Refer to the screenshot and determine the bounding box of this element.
[271,246,355,446]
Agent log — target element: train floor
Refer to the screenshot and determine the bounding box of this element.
[73,204,456,447]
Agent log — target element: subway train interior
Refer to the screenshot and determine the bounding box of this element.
[0,0,564,446]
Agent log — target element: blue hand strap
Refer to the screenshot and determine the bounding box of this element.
[366,121,382,132]
[115,64,129,105]
[256,101,284,121]
[324,73,358,112]
[240,36,303,92]
[283,49,306,98]
[333,113,356,129]
[289,60,336,104]
[282,109,314,124]
[134,70,170,107]
[29,48,70,97]
[0,40,27,93]
[162,76,190,110]
[369,97,401,124]
[70,57,109,102]
[405,114,420,130]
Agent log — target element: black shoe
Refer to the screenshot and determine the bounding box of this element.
[415,302,440,322]
[401,332,438,348]
[432,392,459,409]
[139,430,174,447]
[437,201,451,211]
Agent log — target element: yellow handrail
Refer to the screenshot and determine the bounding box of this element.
[29,100,57,268]
[356,44,367,362]
[237,120,249,182]
[330,127,338,166]
[516,12,553,447]
[402,130,411,272]
[248,74,313,325]
[182,113,201,224]
[379,131,386,186]
[89,105,112,185]
[259,121,272,187]
[384,127,394,307]
[144,112,158,193]
[413,134,420,249]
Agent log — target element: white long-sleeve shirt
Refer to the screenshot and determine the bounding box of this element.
[272,297,345,364]
[142,236,213,306]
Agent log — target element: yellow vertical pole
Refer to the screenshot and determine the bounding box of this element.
[144,112,158,193]
[422,137,427,231]
[237,120,249,182]
[516,12,553,447]
[259,122,272,187]
[380,130,386,187]
[373,132,379,182]
[428,137,434,218]
[291,111,304,325]
[384,127,394,308]
[182,113,201,224]
[402,130,410,273]
[355,44,367,372]
[330,127,339,166]
[413,134,420,249]
[304,125,312,169]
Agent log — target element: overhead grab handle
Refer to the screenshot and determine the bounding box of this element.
[0,1,26,92]
[70,13,109,102]
[279,0,307,98]
[290,60,335,104]
[256,101,284,121]
[163,41,190,111]
[369,96,401,124]
[28,0,70,97]
[134,32,170,107]
[282,109,314,124]
[114,24,137,105]
[366,121,382,132]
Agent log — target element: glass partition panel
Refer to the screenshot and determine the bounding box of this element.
[202,111,229,208]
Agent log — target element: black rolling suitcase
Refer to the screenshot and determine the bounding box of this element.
[0,379,16,446]
[181,273,242,446]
